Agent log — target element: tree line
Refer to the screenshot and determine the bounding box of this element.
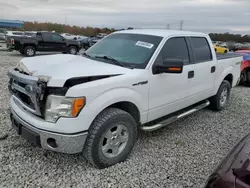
[22,21,116,36]
[14,21,250,42]
[209,33,250,43]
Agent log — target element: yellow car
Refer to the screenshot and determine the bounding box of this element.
[214,45,229,53]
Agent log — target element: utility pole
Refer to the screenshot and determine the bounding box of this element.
[167,24,170,29]
[180,20,183,30]
[65,13,67,25]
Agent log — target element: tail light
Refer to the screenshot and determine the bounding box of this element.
[10,38,14,45]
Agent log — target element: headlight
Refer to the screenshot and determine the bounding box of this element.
[45,95,85,123]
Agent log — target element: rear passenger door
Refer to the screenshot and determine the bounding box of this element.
[51,33,67,52]
[41,33,56,51]
[188,37,216,98]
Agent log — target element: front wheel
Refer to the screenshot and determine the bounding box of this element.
[84,108,137,169]
[68,46,77,55]
[209,80,231,111]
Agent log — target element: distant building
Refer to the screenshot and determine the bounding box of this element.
[0,19,24,28]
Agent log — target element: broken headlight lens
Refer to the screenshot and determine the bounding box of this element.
[45,95,85,123]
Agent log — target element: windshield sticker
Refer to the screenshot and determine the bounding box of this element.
[135,41,154,49]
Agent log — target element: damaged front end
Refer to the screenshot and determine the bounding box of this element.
[8,65,121,119]
[8,68,49,116]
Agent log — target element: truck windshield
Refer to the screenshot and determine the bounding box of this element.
[85,33,163,69]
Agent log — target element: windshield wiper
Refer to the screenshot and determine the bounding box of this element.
[95,55,125,67]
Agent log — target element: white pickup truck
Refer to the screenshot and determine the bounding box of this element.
[8,29,242,168]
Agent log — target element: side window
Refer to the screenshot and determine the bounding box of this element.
[155,37,190,65]
[190,37,212,63]
[42,33,52,41]
[52,34,64,41]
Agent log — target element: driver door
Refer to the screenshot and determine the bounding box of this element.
[148,37,195,121]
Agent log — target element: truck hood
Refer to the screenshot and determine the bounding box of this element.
[16,54,133,87]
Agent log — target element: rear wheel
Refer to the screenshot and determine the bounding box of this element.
[68,46,77,55]
[224,50,228,53]
[209,80,231,111]
[24,46,36,57]
[84,108,137,169]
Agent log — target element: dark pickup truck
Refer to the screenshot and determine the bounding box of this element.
[7,31,80,57]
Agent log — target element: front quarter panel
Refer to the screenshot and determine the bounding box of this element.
[65,71,149,132]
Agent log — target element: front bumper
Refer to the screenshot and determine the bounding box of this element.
[10,108,88,154]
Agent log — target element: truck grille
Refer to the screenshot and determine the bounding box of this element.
[14,91,35,110]
[8,69,45,116]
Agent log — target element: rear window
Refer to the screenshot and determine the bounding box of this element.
[190,37,212,63]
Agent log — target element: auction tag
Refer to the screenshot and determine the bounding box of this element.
[135,41,154,49]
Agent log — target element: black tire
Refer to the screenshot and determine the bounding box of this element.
[62,52,67,54]
[209,80,231,111]
[245,70,250,86]
[224,50,227,53]
[215,48,217,52]
[68,46,77,55]
[24,46,36,57]
[84,108,137,169]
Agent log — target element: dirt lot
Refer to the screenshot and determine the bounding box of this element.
[1,47,250,188]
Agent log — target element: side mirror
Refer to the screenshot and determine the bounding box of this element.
[153,58,184,74]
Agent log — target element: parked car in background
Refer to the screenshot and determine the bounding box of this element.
[5,31,24,38]
[214,44,229,53]
[234,43,250,51]
[96,33,108,38]
[205,132,250,188]
[61,33,78,40]
[0,28,7,40]
[79,36,102,49]
[8,29,242,169]
[237,54,250,86]
[24,31,37,37]
[225,41,237,51]
[217,41,227,48]
[7,31,80,56]
[76,35,87,40]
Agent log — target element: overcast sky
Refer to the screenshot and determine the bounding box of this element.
[1,0,250,34]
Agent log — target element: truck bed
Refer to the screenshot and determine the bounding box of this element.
[216,53,243,60]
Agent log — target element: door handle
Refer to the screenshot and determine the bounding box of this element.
[188,71,194,79]
[211,66,216,73]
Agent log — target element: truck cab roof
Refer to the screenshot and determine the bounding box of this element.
[115,29,207,38]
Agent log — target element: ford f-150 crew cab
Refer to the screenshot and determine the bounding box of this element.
[8,29,243,169]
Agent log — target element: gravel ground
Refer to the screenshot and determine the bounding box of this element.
[1,46,250,188]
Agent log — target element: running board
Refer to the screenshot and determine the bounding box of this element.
[140,100,210,132]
